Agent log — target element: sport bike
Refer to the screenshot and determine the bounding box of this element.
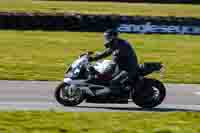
[54,52,166,108]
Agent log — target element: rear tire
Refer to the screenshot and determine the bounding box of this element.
[132,78,166,108]
[54,82,84,106]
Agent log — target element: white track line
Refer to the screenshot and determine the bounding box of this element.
[193,92,200,95]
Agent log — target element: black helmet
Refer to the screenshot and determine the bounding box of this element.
[104,29,118,47]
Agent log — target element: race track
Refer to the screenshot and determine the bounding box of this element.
[1,80,200,112]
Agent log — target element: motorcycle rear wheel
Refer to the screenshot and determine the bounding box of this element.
[132,78,166,108]
[54,82,85,106]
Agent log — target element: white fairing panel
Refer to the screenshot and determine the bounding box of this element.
[64,78,72,84]
[93,60,112,73]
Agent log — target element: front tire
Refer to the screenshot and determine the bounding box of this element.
[54,82,84,106]
[132,78,166,108]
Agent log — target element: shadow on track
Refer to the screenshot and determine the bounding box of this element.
[75,105,200,112]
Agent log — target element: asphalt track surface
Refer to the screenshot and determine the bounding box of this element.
[1,80,200,112]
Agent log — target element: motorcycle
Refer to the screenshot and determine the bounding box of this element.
[54,52,166,108]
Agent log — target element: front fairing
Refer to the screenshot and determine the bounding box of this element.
[65,67,81,79]
[65,56,88,79]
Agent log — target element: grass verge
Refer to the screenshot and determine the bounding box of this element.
[0,111,199,133]
[0,30,199,83]
[0,0,200,17]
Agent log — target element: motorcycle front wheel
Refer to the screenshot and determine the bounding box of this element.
[132,78,166,109]
[54,82,85,106]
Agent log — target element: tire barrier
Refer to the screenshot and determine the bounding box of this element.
[0,12,200,35]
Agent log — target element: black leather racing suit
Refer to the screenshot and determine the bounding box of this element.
[92,39,138,86]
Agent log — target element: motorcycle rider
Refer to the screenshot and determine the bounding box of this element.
[89,29,139,89]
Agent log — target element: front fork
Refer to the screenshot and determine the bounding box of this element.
[63,78,95,97]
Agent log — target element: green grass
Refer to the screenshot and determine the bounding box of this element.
[0,30,200,83]
[0,0,200,17]
[0,111,199,133]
